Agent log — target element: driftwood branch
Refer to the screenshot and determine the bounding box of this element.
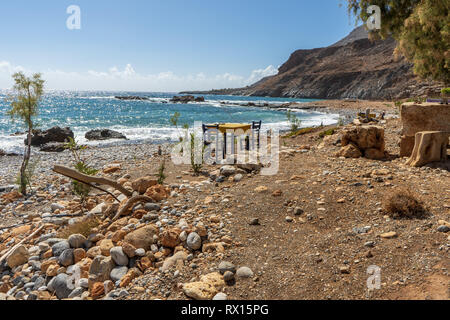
[0,225,44,265]
[53,165,132,198]
[110,195,154,223]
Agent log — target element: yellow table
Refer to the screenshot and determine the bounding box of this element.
[218,123,252,134]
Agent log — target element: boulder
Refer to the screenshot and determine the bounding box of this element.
[170,95,205,103]
[6,245,29,268]
[85,129,127,141]
[123,225,158,250]
[110,247,129,266]
[220,165,236,177]
[160,228,181,248]
[39,143,66,153]
[52,240,70,257]
[88,256,115,289]
[25,127,74,146]
[131,177,158,194]
[182,282,217,300]
[68,234,87,248]
[110,266,128,282]
[186,232,202,250]
[47,273,72,299]
[341,126,385,151]
[400,103,450,156]
[161,251,188,272]
[58,249,74,267]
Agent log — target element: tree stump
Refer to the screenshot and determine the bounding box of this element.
[406,131,450,167]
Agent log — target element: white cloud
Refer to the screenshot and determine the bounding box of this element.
[0,61,278,92]
[246,65,278,85]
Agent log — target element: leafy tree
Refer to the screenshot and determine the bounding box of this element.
[346,0,449,84]
[7,72,45,195]
[286,110,301,133]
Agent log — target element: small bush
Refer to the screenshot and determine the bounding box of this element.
[319,128,336,138]
[284,127,315,138]
[58,217,100,239]
[441,88,450,95]
[384,189,428,219]
[157,160,166,185]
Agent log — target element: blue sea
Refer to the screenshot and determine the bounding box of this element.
[0,91,339,154]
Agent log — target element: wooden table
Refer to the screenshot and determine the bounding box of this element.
[204,123,252,159]
[218,123,252,133]
[220,123,252,159]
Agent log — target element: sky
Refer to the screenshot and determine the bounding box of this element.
[0,0,358,92]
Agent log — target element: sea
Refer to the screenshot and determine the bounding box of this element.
[0,91,339,154]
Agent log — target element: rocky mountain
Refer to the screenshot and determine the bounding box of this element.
[182,26,439,100]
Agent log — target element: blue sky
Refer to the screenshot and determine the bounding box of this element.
[0,0,358,91]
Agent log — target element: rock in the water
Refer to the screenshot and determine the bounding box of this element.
[68,234,87,248]
[110,266,128,282]
[6,245,29,268]
[236,267,254,278]
[85,129,127,141]
[171,95,204,103]
[26,126,74,146]
[110,247,129,266]
[186,232,202,250]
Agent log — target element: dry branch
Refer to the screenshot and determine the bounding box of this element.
[53,165,132,197]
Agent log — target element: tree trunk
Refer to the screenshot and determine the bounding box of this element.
[406,131,450,167]
[19,127,32,195]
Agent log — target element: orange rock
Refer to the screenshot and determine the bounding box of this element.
[144,185,170,202]
[90,282,105,299]
[111,230,127,243]
[160,228,181,248]
[132,209,147,219]
[99,239,114,256]
[0,281,11,293]
[202,242,225,253]
[119,268,142,288]
[137,256,153,272]
[131,177,158,194]
[0,191,22,204]
[42,249,53,259]
[73,248,86,263]
[103,165,121,174]
[76,258,92,272]
[46,265,59,277]
[41,260,58,273]
[272,190,282,197]
[10,225,31,236]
